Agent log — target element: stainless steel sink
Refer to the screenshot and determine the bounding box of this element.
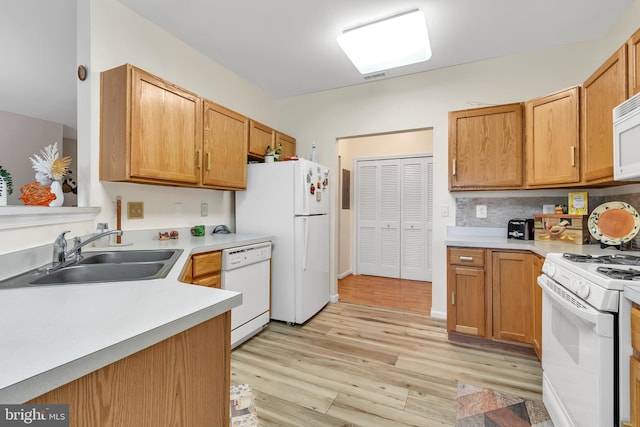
[78,249,178,264]
[0,249,183,289]
[31,263,165,285]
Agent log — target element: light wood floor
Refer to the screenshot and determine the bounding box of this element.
[338,274,432,314]
[231,302,543,426]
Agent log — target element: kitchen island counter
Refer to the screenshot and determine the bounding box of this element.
[0,231,271,404]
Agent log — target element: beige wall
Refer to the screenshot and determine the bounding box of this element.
[336,129,433,277]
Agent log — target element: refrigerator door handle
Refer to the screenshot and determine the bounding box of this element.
[303,217,308,271]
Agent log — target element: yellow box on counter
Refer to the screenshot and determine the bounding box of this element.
[533,214,590,245]
[568,191,588,215]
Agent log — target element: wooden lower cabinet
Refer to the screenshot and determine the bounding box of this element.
[492,251,534,344]
[181,250,222,288]
[447,247,540,353]
[447,248,486,337]
[28,313,231,427]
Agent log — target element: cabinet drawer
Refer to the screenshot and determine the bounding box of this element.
[192,251,221,277]
[632,307,640,352]
[192,273,221,289]
[448,248,485,267]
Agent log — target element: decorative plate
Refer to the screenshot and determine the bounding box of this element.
[588,201,640,245]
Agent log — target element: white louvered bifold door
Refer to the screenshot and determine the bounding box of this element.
[424,158,433,281]
[378,160,401,278]
[356,162,378,275]
[400,158,426,281]
[355,156,432,280]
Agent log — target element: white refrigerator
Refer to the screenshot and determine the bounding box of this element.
[235,159,330,324]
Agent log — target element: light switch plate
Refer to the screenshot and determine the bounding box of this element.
[476,205,487,218]
[201,202,208,217]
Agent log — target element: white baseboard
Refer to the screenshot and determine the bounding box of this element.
[329,293,339,303]
[430,309,446,319]
[337,270,352,279]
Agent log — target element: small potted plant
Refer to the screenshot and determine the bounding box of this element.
[0,166,13,206]
[264,144,283,162]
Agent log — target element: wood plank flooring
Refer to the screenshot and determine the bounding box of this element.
[338,275,432,314]
[230,302,543,426]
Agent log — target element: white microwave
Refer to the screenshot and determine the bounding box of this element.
[613,92,640,180]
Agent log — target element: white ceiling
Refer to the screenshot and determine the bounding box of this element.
[0,0,633,133]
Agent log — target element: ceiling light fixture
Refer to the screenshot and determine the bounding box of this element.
[337,9,432,75]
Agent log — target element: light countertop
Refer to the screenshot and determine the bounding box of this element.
[445,226,627,257]
[0,230,272,403]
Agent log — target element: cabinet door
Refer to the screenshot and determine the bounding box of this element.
[449,103,524,190]
[628,27,640,97]
[248,120,274,158]
[202,101,248,189]
[582,45,628,184]
[130,67,202,184]
[525,87,580,187]
[447,265,485,337]
[532,255,544,360]
[275,132,296,159]
[492,251,534,344]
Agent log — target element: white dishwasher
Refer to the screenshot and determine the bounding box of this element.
[222,242,271,348]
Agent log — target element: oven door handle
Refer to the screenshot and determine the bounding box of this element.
[538,275,614,337]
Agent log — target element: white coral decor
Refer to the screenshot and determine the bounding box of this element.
[28,142,72,206]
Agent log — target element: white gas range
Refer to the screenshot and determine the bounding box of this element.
[539,251,640,427]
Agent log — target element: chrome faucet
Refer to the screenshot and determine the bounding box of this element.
[50,229,124,269]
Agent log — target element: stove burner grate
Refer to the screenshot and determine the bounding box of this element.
[596,266,640,280]
[563,253,640,265]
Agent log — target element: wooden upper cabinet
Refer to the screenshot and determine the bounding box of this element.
[448,103,524,191]
[100,64,202,186]
[628,27,640,97]
[581,45,628,185]
[202,101,248,190]
[525,86,581,187]
[276,132,296,159]
[248,120,275,158]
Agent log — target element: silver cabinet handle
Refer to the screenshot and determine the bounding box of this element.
[452,159,457,176]
[451,292,455,305]
[459,256,474,262]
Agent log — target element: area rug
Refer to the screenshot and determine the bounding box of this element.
[230,383,259,427]
[456,383,553,427]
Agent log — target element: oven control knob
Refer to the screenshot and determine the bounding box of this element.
[577,283,590,299]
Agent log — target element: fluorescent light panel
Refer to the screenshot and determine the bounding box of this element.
[337,9,431,75]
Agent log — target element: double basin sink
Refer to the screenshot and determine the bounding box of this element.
[0,249,183,289]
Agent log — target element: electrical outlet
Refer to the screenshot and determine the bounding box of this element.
[476,205,487,218]
[201,202,208,217]
[127,202,144,219]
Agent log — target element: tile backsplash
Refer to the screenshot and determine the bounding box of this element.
[454,188,640,248]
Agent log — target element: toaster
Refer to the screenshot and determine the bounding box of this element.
[507,218,534,240]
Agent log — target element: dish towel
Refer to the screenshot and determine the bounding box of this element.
[230,383,259,427]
